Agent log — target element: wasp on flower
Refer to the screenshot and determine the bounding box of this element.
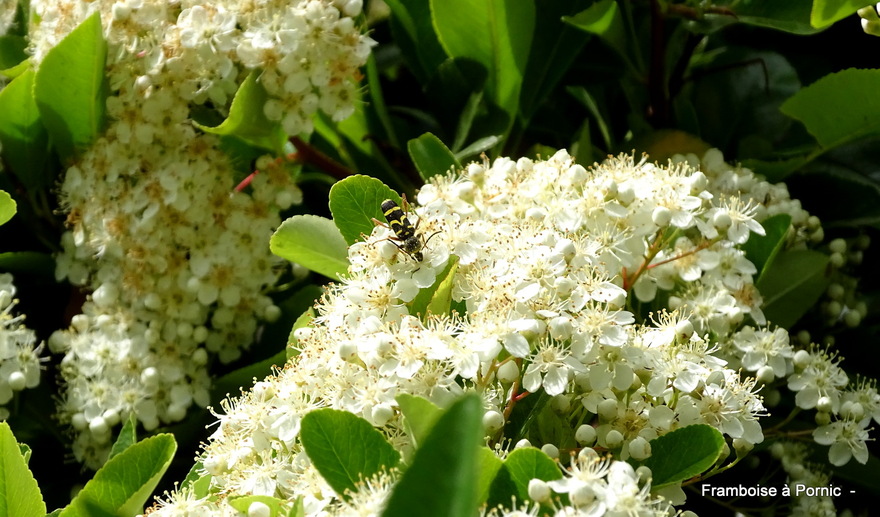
[372,194,439,262]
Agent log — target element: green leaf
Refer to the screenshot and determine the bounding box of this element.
[33,12,108,161]
[196,70,287,153]
[0,69,51,189]
[0,251,55,277]
[475,447,503,506]
[0,422,46,517]
[757,250,831,329]
[781,69,880,151]
[288,306,316,357]
[300,409,401,499]
[408,132,460,182]
[486,447,561,509]
[0,191,15,227]
[228,495,290,517]
[382,394,483,517]
[733,1,822,35]
[455,136,500,162]
[270,215,349,281]
[567,86,613,151]
[179,461,212,498]
[811,0,865,29]
[61,434,176,517]
[431,0,535,130]
[328,175,399,246]
[640,424,724,488]
[396,394,443,448]
[108,413,139,460]
[563,0,629,67]
[740,214,791,283]
[211,348,287,404]
[519,0,590,120]
[408,255,459,320]
[385,0,448,84]
[0,35,27,71]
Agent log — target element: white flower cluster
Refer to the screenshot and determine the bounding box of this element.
[0,0,16,37]
[149,148,858,515]
[0,273,43,420]
[29,0,373,136]
[518,449,672,516]
[28,0,371,468]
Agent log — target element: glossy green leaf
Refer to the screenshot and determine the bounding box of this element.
[640,425,724,488]
[519,0,590,120]
[408,133,460,181]
[567,86,613,151]
[382,394,483,517]
[300,409,401,499]
[811,0,865,29]
[396,393,443,448]
[108,413,139,461]
[179,461,211,498]
[563,0,629,66]
[740,214,791,283]
[455,136,500,162]
[0,35,26,71]
[34,12,107,161]
[0,69,51,189]
[431,0,535,127]
[781,69,880,150]
[0,422,46,517]
[270,215,349,281]
[0,251,55,277]
[288,307,316,357]
[195,71,286,153]
[757,249,831,329]
[385,0,448,84]
[733,1,821,35]
[328,175,399,245]
[211,348,288,405]
[486,447,561,509]
[61,434,176,517]
[0,191,15,227]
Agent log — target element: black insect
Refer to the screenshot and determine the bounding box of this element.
[372,195,438,262]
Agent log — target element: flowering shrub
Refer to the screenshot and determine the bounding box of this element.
[1,0,879,516]
[145,148,875,515]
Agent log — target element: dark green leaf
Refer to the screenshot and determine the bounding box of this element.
[431,0,535,131]
[810,0,865,29]
[194,71,286,153]
[732,0,822,34]
[382,394,483,517]
[328,175,399,245]
[33,12,108,161]
[563,0,629,67]
[519,0,591,120]
[0,35,26,71]
[0,422,46,517]
[300,409,400,499]
[781,69,880,150]
[385,0,448,84]
[486,447,561,509]
[0,252,55,277]
[270,215,349,281]
[408,133,460,181]
[455,136,500,162]
[757,250,831,329]
[640,425,724,488]
[61,434,176,517]
[211,349,287,405]
[0,69,51,189]
[740,214,791,283]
